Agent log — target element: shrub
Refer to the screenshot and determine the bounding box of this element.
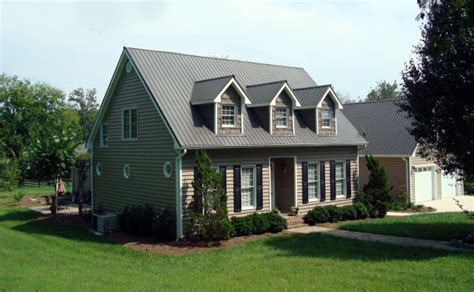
[264,211,287,233]
[13,188,25,202]
[303,207,329,225]
[1,160,20,191]
[325,205,342,222]
[340,205,358,221]
[118,204,156,236]
[231,216,255,236]
[353,203,368,219]
[251,213,270,234]
[154,207,175,241]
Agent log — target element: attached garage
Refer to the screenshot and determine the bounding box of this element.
[441,173,457,198]
[414,166,435,203]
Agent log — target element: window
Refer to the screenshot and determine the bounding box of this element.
[100,122,108,148]
[222,105,236,127]
[321,109,332,128]
[308,163,320,200]
[275,107,288,127]
[96,163,103,176]
[123,164,130,179]
[163,162,173,178]
[241,166,256,209]
[335,161,346,198]
[122,108,138,140]
[126,61,133,73]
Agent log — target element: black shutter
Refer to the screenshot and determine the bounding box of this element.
[219,166,227,193]
[330,160,336,200]
[302,162,308,204]
[346,160,351,198]
[256,165,263,210]
[193,167,203,213]
[233,165,241,212]
[320,161,326,201]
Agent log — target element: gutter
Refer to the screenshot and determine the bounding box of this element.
[402,157,411,203]
[175,148,187,240]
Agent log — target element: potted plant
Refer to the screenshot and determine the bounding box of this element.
[290,206,299,216]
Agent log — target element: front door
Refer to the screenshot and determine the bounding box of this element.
[270,157,295,212]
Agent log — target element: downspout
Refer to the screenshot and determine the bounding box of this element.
[402,157,411,203]
[90,144,94,215]
[175,148,187,240]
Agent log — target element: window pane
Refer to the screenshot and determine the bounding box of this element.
[308,181,319,200]
[276,108,288,126]
[336,180,344,196]
[131,109,138,138]
[101,124,108,146]
[123,110,130,139]
[321,109,332,127]
[335,162,344,179]
[241,167,255,208]
[308,163,318,182]
[222,105,235,126]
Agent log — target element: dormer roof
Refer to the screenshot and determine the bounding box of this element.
[247,80,301,107]
[190,75,251,105]
[294,85,343,109]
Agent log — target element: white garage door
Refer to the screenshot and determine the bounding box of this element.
[415,167,435,203]
[441,174,457,198]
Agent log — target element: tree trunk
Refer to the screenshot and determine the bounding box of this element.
[78,176,83,216]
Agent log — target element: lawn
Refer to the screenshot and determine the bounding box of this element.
[340,213,474,241]
[0,183,71,198]
[0,205,473,290]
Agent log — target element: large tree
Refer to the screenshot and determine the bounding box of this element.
[399,0,473,178]
[366,80,403,101]
[68,88,99,142]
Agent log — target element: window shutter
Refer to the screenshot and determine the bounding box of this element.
[219,166,227,194]
[320,161,326,201]
[346,160,351,198]
[233,165,241,212]
[302,162,308,204]
[330,160,336,200]
[256,164,263,210]
[193,167,203,213]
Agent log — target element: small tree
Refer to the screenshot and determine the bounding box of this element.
[74,152,90,215]
[359,154,392,218]
[185,150,232,241]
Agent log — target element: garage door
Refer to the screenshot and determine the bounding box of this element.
[415,167,435,203]
[441,173,457,198]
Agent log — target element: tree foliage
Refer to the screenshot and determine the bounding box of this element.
[399,0,473,178]
[68,88,98,142]
[366,80,403,101]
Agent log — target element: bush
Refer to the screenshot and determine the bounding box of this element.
[186,213,232,241]
[1,160,20,191]
[263,211,287,233]
[340,205,357,221]
[118,204,155,236]
[154,207,175,241]
[303,207,329,225]
[251,213,270,234]
[353,203,368,219]
[325,205,342,222]
[231,216,255,236]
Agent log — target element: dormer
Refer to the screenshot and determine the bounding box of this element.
[191,75,251,135]
[294,85,343,135]
[247,81,301,135]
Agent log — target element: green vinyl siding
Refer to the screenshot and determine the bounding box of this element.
[92,59,177,215]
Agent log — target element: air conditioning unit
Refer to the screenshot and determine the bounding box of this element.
[93,213,119,234]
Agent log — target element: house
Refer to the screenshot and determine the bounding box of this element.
[342,99,463,204]
[87,47,367,239]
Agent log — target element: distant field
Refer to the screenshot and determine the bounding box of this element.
[0,180,71,197]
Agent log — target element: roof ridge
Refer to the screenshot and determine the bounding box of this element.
[246,80,287,88]
[344,98,402,105]
[294,84,330,90]
[125,46,306,70]
[194,75,234,83]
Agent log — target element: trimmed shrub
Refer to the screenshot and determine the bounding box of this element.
[154,207,175,241]
[231,216,255,236]
[251,213,271,234]
[340,205,357,221]
[325,205,342,222]
[303,207,329,226]
[118,204,155,236]
[353,203,368,219]
[264,211,287,233]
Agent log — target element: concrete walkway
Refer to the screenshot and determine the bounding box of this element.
[288,226,473,252]
[423,195,474,212]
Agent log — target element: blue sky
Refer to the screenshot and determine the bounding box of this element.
[1,0,421,102]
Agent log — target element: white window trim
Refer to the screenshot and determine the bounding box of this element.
[96,163,103,176]
[241,165,256,210]
[275,107,289,128]
[321,108,332,129]
[121,106,138,141]
[335,161,346,198]
[123,164,131,179]
[308,162,320,202]
[221,104,236,128]
[100,122,109,148]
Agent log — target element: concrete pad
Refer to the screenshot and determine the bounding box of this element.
[422,195,474,212]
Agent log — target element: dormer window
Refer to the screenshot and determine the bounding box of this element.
[275,107,288,128]
[222,105,236,127]
[321,109,332,128]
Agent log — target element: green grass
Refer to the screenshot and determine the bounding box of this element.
[0,207,473,290]
[0,185,54,197]
[340,213,474,241]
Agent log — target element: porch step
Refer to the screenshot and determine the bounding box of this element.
[285,215,307,229]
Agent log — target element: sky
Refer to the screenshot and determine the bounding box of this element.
[1,0,422,102]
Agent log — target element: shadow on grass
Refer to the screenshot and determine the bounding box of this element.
[263,232,474,261]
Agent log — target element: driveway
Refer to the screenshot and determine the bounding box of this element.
[423,195,474,212]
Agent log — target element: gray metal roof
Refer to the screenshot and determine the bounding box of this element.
[294,85,331,107]
[246,80,286,105]
[342,99,417,155]
[190,75,234,104]
[125,47,366,148]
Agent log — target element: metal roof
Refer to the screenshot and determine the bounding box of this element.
[190,75,234,104]
[342,99,417,155]
[246,80,286,105]
[294,85,331,107]
[125,47,367,148]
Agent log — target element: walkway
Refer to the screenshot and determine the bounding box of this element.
[423,195,474,212]
[288,226,473,252]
